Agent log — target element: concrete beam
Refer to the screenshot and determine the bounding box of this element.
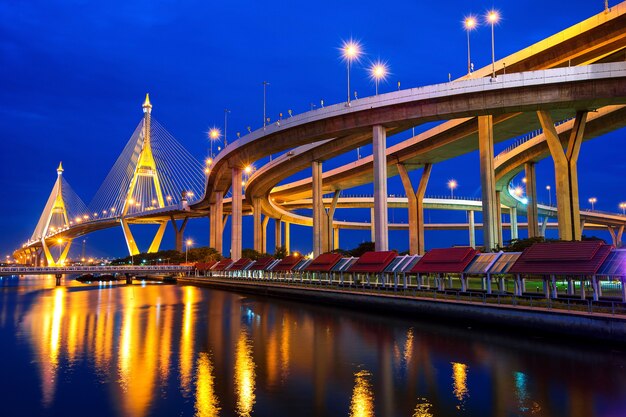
[537,110,587,240]
[253,197,263,252]
[170,215,189,253]
[285,222,291,255]
[231,167,243,260]
[478,115,499,251]
[312,160,325,257]
[275,219,282,251]
[373,125,389,251]
[210,191,223,254]
[525,162,539,238]
[325,190,341,253]
[468,210,475,248]
[510,207,518,240]
[398,163,432,255]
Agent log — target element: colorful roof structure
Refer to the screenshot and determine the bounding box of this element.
[596,249,626,276]
[248,257,276,271]
[212,258,233,271]
[272,255,304,271]
[410,247,479,274]
[332,257,358,272]
[227,258,253,271]
[508,241,612,275]
[384,255,422,273]
[465,252,501,274]
[304,253,343,272]
[195,261,217,271]
[347,251,397,273]
[487,252,522,274]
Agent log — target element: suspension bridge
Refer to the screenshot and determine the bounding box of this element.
[10,2,626,266]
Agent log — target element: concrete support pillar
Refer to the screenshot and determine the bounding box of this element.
[541,217,548,237]
[333,227,340,250]
[398,163,432,255]
[170,215,189,253]
[537,110,587,241]
[262,216,269,254]
[210,191,224,254]
[608,225,624,248]
[478,115,499,251]
[468,210,475,248]
[580,279,587,300]
[592,276,599,301]
[510,207,518,241]
[312,160,325,257]
[495,191,503,248]
[370,208,375,242]
[231,167,243,260]
[550,275,558,299]
[567,278,574,296]
[325,190,340,253]
[525,162,539,238]
[284,222,291,255]
[275,219,282,250]
[253,198,263,253]
[372,125,389,251]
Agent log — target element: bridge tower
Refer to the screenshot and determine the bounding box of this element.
[120,94,168,256]
[41,162,73,266]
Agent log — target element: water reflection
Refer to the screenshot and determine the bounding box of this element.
[350,370,374,417]
[2,277,626,417]
[195,352,220,417]
[234,329,256,417]
[451,362,469,410]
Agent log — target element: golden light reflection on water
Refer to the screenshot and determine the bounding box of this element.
[235,329,256,417]
[280,318,290,381]
[403,328,414,365]
[180,286,196,396]
[350,370,375,417]
[195,352,220,417]
[452,362,469,409]
[412,398,433,417]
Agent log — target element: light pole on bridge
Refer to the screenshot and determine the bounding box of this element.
[486,10,500,79]
[448,179,458,198]
[341,40,362,106]
[588,197,597,211]
[464,16,477,76]
[263,81,270,129]
[546,185,552,206]
[185,239,193,263]
[224,109,231,146]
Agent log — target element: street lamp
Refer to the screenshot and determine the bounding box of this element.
[186,239,193,263]
[513,186,524,197]
[463,16,478,75]
[546,185,552,206]
[263,81,270,129]
[370,61,388,95]
[486,10,500,79]
[208,127,221,159]
[619,202,626,215]
[447,179,458,198]
[588,197,597,211]
[341,39,362,106]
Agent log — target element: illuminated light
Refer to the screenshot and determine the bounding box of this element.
[349,370,374,417]
[186,239,193,246]
[76,218,82,223]
[513,186,524,197]
[341,39,362,62]
[370,62,388,81]
[487,10,500,23]
[521,198,528,205]
[522,177,527,184]
[208,127,221,140]
[128,198,135,205]
[464,16,477,30]
[244,165,253,174]
[111,207,116,212]
[57,238,63,244]
[447,179,458,198]
[83,215,89,219]
[293,251,299,257]
[242,181,246,186]
[103,210,107,214]
[204,168,210,174]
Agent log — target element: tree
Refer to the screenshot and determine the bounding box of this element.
[273,246,287,259]
[349,241,375,257]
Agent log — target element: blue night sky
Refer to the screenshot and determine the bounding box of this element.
[1,0,624,259]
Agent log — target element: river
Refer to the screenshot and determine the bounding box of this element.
[0,275,625,417]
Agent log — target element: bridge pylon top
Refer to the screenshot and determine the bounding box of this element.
[143,93,152,113]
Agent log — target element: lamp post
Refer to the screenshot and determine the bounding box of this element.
[370,61,388,96]
[588,197,597,211]
[448,179,458,198]
[224,109,230,146]
[263,81,270,129]
[486,10,500,79]
[208,128,221,159]
[619,202,625,215]
[341,40,362,106]
[464,16,477,75]
[546,185,552,206]
[185,239,193,263]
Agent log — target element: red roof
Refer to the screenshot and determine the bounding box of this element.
[195,261,217,271]
[410,247,479,273]
[348,251,397,273]
[304,253,343,272]
[212,258,233,271]
[249,257,275,271]
[227,258,252,271]
[509,241,613,275]
[272,255,303,271]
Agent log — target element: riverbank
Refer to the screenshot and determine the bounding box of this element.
[179,277,626,344]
